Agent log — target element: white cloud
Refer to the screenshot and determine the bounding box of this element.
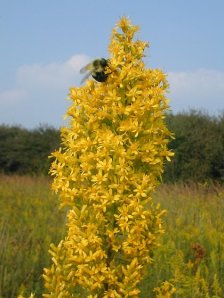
[0,88,27,105]
[17,54,90,90]
[0,54,90,127]
[1,61,224,128]
[66,54,90,71]
[168,69,224,114]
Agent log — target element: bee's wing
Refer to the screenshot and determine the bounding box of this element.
[80,63,93,74]
[80,72,92,84]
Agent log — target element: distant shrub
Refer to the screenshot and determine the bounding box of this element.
[164,110,224,182]
[1,111,224,182]
[0,125,60,175]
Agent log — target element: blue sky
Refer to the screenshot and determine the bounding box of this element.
[1,0,224,128]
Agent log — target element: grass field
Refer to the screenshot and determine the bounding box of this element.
[0,175,223,297]
[142,183,224,297]
[0,175,66,298]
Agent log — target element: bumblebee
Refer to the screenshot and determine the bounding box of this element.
[80,58,109,83]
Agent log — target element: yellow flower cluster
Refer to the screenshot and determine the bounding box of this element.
[154,281,176,298]
[43,17,173,297]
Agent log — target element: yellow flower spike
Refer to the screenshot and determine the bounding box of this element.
[43,16,174,298]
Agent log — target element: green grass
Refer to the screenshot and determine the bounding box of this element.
[140,183,224,297]
[0,176,223,297]
[0,175,66,298]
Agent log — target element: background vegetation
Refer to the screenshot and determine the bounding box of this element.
[0,176,223,297]
[1,110,224,182]
[0,175,66,298]
[142,183,224,297]
[1,109,224,296]
[0,125,60,175]
[164,110,224,183]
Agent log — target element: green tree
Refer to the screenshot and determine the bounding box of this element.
[164,111,224,182]
[0,125,60,175]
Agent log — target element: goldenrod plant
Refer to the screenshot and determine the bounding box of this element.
[43,17,174,297]
[154,281,176,298]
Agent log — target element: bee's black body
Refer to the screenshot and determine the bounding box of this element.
[80,58,109,83]
[92,58,108,82]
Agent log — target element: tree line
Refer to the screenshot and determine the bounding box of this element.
[0,125,60,175]
[0,110,224,182]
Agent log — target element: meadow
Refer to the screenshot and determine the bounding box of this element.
[0,175,223,297]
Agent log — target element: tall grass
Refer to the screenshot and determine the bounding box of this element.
[140,183,224,297]
[0,175,66,298]
[0,176,223,297]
